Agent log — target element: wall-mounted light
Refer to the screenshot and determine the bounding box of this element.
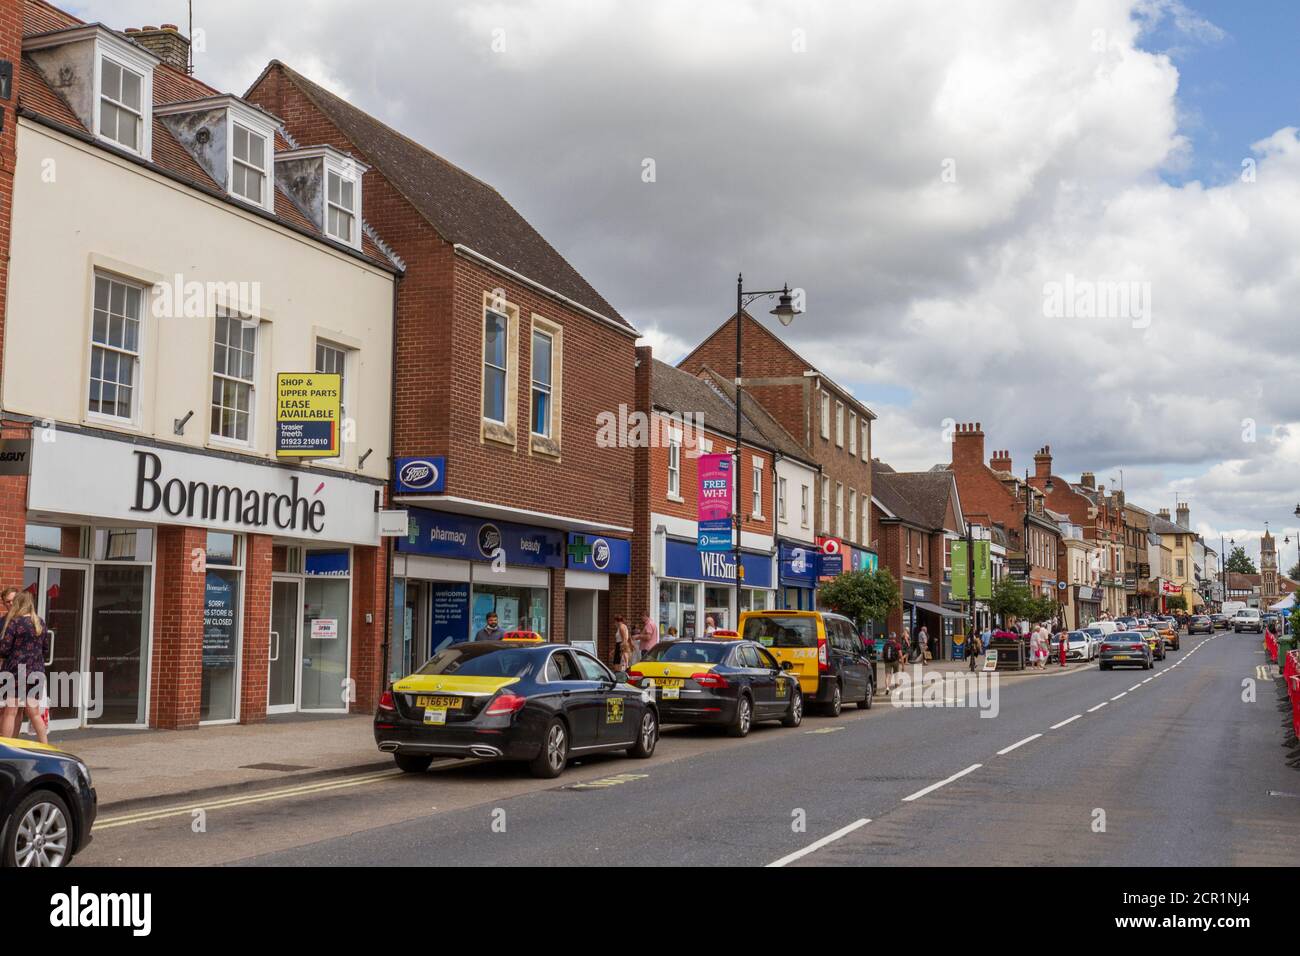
[174,410,194,435]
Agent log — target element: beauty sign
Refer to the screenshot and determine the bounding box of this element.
[697,453,733,553]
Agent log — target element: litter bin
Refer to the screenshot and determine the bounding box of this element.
[1278,634,1297,662]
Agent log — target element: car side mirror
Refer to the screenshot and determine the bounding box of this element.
[780,660,794,671]
[613,671,629,683]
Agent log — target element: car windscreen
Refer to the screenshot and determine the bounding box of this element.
[1112,632,1147,643]
[643,641,732,664]
[742,616,818,648]
[415,644,539,679]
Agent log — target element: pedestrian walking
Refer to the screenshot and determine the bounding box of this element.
[0,590,50,744]
[633,612,659,665]
[968,630,982,672]
[611,614,633,670]
[882,631,903,694]
[473,611,502,642]
[917,625,931,662]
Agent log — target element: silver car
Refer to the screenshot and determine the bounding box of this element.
[1098,631,1153,670]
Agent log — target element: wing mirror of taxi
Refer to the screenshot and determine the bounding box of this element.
[780,660,794,671]
[613,671,629,683]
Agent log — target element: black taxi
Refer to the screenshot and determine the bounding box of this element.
[627,637,802,736]
[375,634,658,778]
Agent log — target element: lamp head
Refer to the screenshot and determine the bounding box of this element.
[770,285,798,326]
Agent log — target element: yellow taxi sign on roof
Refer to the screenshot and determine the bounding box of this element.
[501,630,544,643]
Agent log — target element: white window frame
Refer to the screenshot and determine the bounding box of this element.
[848,489,857,545]
[86,272,145,426]
[800,484,810,528]
[209,308,260,447]
[835,482,844,538]
[862,421,870,462]
[530,327,554,439]
[820,392,830,440]
[667,434,682,500]
[849,412,857,455]
[820,476,830,532]
[528,315,563,456]
[326,168,357,245]
[480,292,520,448]
[778,477,788,523]
[751,457,764,519]
[835,401,845,448]
[230,121,271,209]
[313,338,354,465]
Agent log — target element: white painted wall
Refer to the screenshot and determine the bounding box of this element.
[6,121,394,481]
[775,456,816,545]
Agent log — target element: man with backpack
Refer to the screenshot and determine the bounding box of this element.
[882,631,903,694]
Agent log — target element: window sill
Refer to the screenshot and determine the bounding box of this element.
[530,433,561,459]
[666,493,685,504]
[482,419,516,448]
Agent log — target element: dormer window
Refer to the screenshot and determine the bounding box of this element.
[156,96,278,213]
[231,123,268,205]
[25,24,159,160]
[276,146,368,250]
[326,170,356,244]
[99,57,144,152]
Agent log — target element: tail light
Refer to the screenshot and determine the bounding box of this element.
[626,668,644,685]
[484,691,528,717]
[1100,644,1113,652]
[378,690,396,712]
[817,637,830,672]
[692,671,729,688]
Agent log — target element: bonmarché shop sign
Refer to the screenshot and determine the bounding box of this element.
[27,430,381,546]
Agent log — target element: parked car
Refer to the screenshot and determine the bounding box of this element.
[1,737,97,867]
[1090,620,1119,636]
[1099,632,1154,670]
[1050,630,1099,662]
[628,637,803,736]
[739,610,874,716]
[1187,615,1214,635]
[1233,609,1264,634]
[375,638,658,778]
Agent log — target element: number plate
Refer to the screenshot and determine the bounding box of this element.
[650,679,683,689]
[416,695,462,709]
[1113,655,1130,660]
[423,709,447,725]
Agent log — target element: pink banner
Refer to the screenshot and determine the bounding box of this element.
[697,453,732,523]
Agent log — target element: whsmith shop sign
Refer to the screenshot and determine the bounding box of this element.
[665,539,773,589]
[397,508,565,567]
[27,430,380,545]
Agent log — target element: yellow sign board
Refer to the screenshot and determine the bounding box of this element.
[276,373,341,457]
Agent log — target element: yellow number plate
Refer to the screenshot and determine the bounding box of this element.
[416,696,462,709]
[423,709,447,725]
[1114,655,1130,660]
[651,679,684,689]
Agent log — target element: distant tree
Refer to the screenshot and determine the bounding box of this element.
[1287,560,1300,581]
[989,578,1034,622]
[1165,594,1188,612]
[818,568,900,632]
[1225,546,1257,575]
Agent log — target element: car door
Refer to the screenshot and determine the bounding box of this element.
[834,620,867,700]
[735,643,778,717]
[752,644,791,716]
[573,649,641,746]
[544,650,603,750]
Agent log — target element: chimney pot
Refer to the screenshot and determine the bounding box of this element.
[130,24,191,72]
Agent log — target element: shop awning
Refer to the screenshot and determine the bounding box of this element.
[907,600,968,620]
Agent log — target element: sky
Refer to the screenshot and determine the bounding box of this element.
[67,0,1300,567]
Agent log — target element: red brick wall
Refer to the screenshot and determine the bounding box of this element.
[150,525,205,729]
[349,544,387,712]
[239,533,273,724]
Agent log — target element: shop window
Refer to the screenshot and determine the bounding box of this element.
[473,583,549,637]
[25,523,88,560]
[88,273,142,422]
[93,527,153,562]
[659,580,698,639]
[88,563,151,725]
[202,531,242,722]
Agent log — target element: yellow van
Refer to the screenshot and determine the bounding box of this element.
[738,610,874,715]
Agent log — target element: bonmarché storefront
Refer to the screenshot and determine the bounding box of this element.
[24,427,383,730]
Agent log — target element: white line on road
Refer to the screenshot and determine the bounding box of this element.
[1142,677,1154,684]
[1050,715,1082,729]
[1087,702,1108,713]
[767,818,871,867]
[997,733,1042,755]
[1110,692,1127,701]
[1128,685,1141,692]
[902,763,982,802]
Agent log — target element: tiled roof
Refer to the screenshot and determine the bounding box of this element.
[17,2,395,270]
[871,460,957,532]
[651,360,775,450]
[696,367,812,464]
[256,60,628,329]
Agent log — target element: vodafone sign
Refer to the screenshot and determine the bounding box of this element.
[817,536,843,578]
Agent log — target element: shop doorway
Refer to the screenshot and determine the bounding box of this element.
[268,550,353,714]
[22,564,88,729]
[268,578,301,713]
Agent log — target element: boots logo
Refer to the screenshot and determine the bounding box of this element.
[477,523,503,558]
[591,538,611,570]
[397,459,440,490]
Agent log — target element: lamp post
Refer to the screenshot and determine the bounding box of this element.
[732,275,799,624]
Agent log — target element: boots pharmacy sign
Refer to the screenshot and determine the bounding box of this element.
[276,373,341,457]
[27,430,381,545]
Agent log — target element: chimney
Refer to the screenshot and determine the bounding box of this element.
[126,24,190,73]
[1033,444,1052,480]
[1158,508,1170,520]
[1080,471,1095,489]
[1175,503,1189,529]
[952,422,985,471]
[1114,490,1125,508]
[989,448,1012,473]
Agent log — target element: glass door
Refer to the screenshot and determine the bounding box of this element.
[268,578,301,713]
[301,578,350,711]
[43,567,88,725]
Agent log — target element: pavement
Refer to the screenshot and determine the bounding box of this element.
[68,632,1299,867]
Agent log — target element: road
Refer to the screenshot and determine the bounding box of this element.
[78,631,1300,866]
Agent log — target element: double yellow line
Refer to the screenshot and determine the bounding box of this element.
[95,768,405,830]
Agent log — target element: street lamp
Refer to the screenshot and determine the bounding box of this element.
[732,274,801,624]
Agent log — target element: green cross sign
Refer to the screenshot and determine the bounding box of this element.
[568,536,592,565]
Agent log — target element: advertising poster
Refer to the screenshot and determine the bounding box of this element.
[430,583,470,653]
[203,571,238,668]
[974,540,992,600]
[276,372,341,457]
[951,540,969,600]
[697,453,733,552]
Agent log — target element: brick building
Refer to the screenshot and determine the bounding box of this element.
[678,312,878,593]
[948,424,1062,606]
[246,60,640,677]
[870,461,966,656]
[4,1,397,729]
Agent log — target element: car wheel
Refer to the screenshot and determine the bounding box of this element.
[529,718,568,778]
[782,688,804,727]
[727,694,753,738]
[858,679,873,710]
[1100,662,1110,671]
[824,681,843,717]
[3,790,72,868]
[628,709,658,759]
[393,753,434,774]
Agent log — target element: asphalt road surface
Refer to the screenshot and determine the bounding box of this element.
[79,631,1300,866]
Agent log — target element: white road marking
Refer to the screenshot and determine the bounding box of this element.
[902,763,982,802]
[1142,677,1154,684]
[1050,715,1082,729]
[1128,685,1141,692]
[997,733,1042,755]
[1110,692,1127,701]
[767,818,871,867]
[1087,702,1108,713]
